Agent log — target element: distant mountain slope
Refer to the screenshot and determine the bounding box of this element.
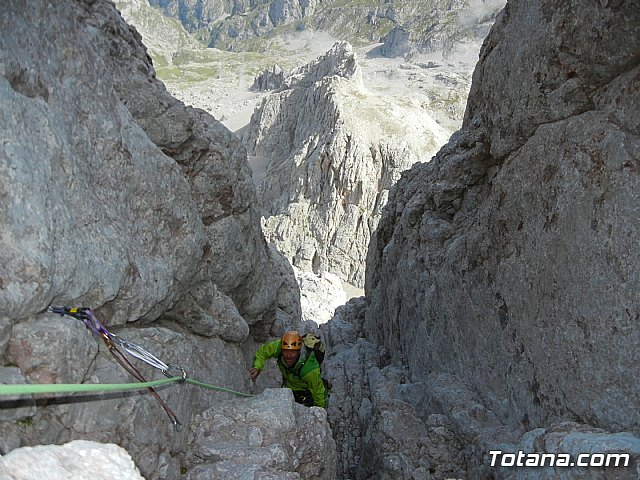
[115,0,505,291]
[115,0,302,125]
[116,0,505,133]
[145,0,504,57]
[114,0,202,66]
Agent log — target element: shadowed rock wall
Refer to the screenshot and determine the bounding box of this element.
[366,0,640,432]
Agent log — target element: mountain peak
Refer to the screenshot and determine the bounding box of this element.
[285,41,362,89]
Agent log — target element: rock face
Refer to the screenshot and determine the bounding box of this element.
[1,1,202,324]
[1,0,300,330]
[0,389,339,480]
[366,0,640,447]
[186,388,336,480]
[146,0,233,32]
[379,26,410,58]
[251,64,286,92]
[324,299,640,479]
[294,266,347,325]
[242,41,448,287]
[92,0,300,330]
[0,0,305,478]
[148,0,321,37]
[322,300,472,479]
[114,0,203,67]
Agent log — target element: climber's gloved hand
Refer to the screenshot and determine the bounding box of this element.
[248,368,260,381]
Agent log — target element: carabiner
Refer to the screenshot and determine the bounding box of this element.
[163,364,187,382]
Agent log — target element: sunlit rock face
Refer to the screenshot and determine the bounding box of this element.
[243,41,448,288]
[0,1,300,478]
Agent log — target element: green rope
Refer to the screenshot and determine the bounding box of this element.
[185,378,253,397]
[0,376,253,398]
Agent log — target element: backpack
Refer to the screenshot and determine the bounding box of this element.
[301,333,325,365]
[301,333,331,394]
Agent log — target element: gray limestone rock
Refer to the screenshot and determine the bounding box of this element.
[85,0,300,328]
[269,0,305,27]
[251,64,286,92]
[38,324,251,478]
[0,0,207,324]
[294,266,347,325]
[320,299,375,477]
[464,1,640,161]
[377,1,505,60]
[284,42,362,88]
[169,0,502,56]
[492,423,640,480]
[364,0,640,460]
[164,280,249,342]
[0,440,144,480]
[0,1,299,478]
[0,318,11,357]
[0,367,36,423]
[187,388,336,479]
[322,300,472,479]
[323,296,640,479]
[243,41,447,287]
[7,314,98,386]
[146,0,230,32]
[380,26,410,58]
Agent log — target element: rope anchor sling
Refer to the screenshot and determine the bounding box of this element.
[47,306,186,430]
[1,307,254,430]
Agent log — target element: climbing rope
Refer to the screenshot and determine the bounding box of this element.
[0,377,180,395]
[0,376,254,397]
[4,306,253,431]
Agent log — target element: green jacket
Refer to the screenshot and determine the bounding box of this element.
[253,339,327,408]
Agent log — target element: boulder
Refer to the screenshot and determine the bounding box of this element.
[0,440,144,480]
[187,388,336,479]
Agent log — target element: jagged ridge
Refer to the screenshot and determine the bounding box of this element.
[242,41,449,287]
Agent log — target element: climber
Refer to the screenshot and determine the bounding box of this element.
[248,330,328,408]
